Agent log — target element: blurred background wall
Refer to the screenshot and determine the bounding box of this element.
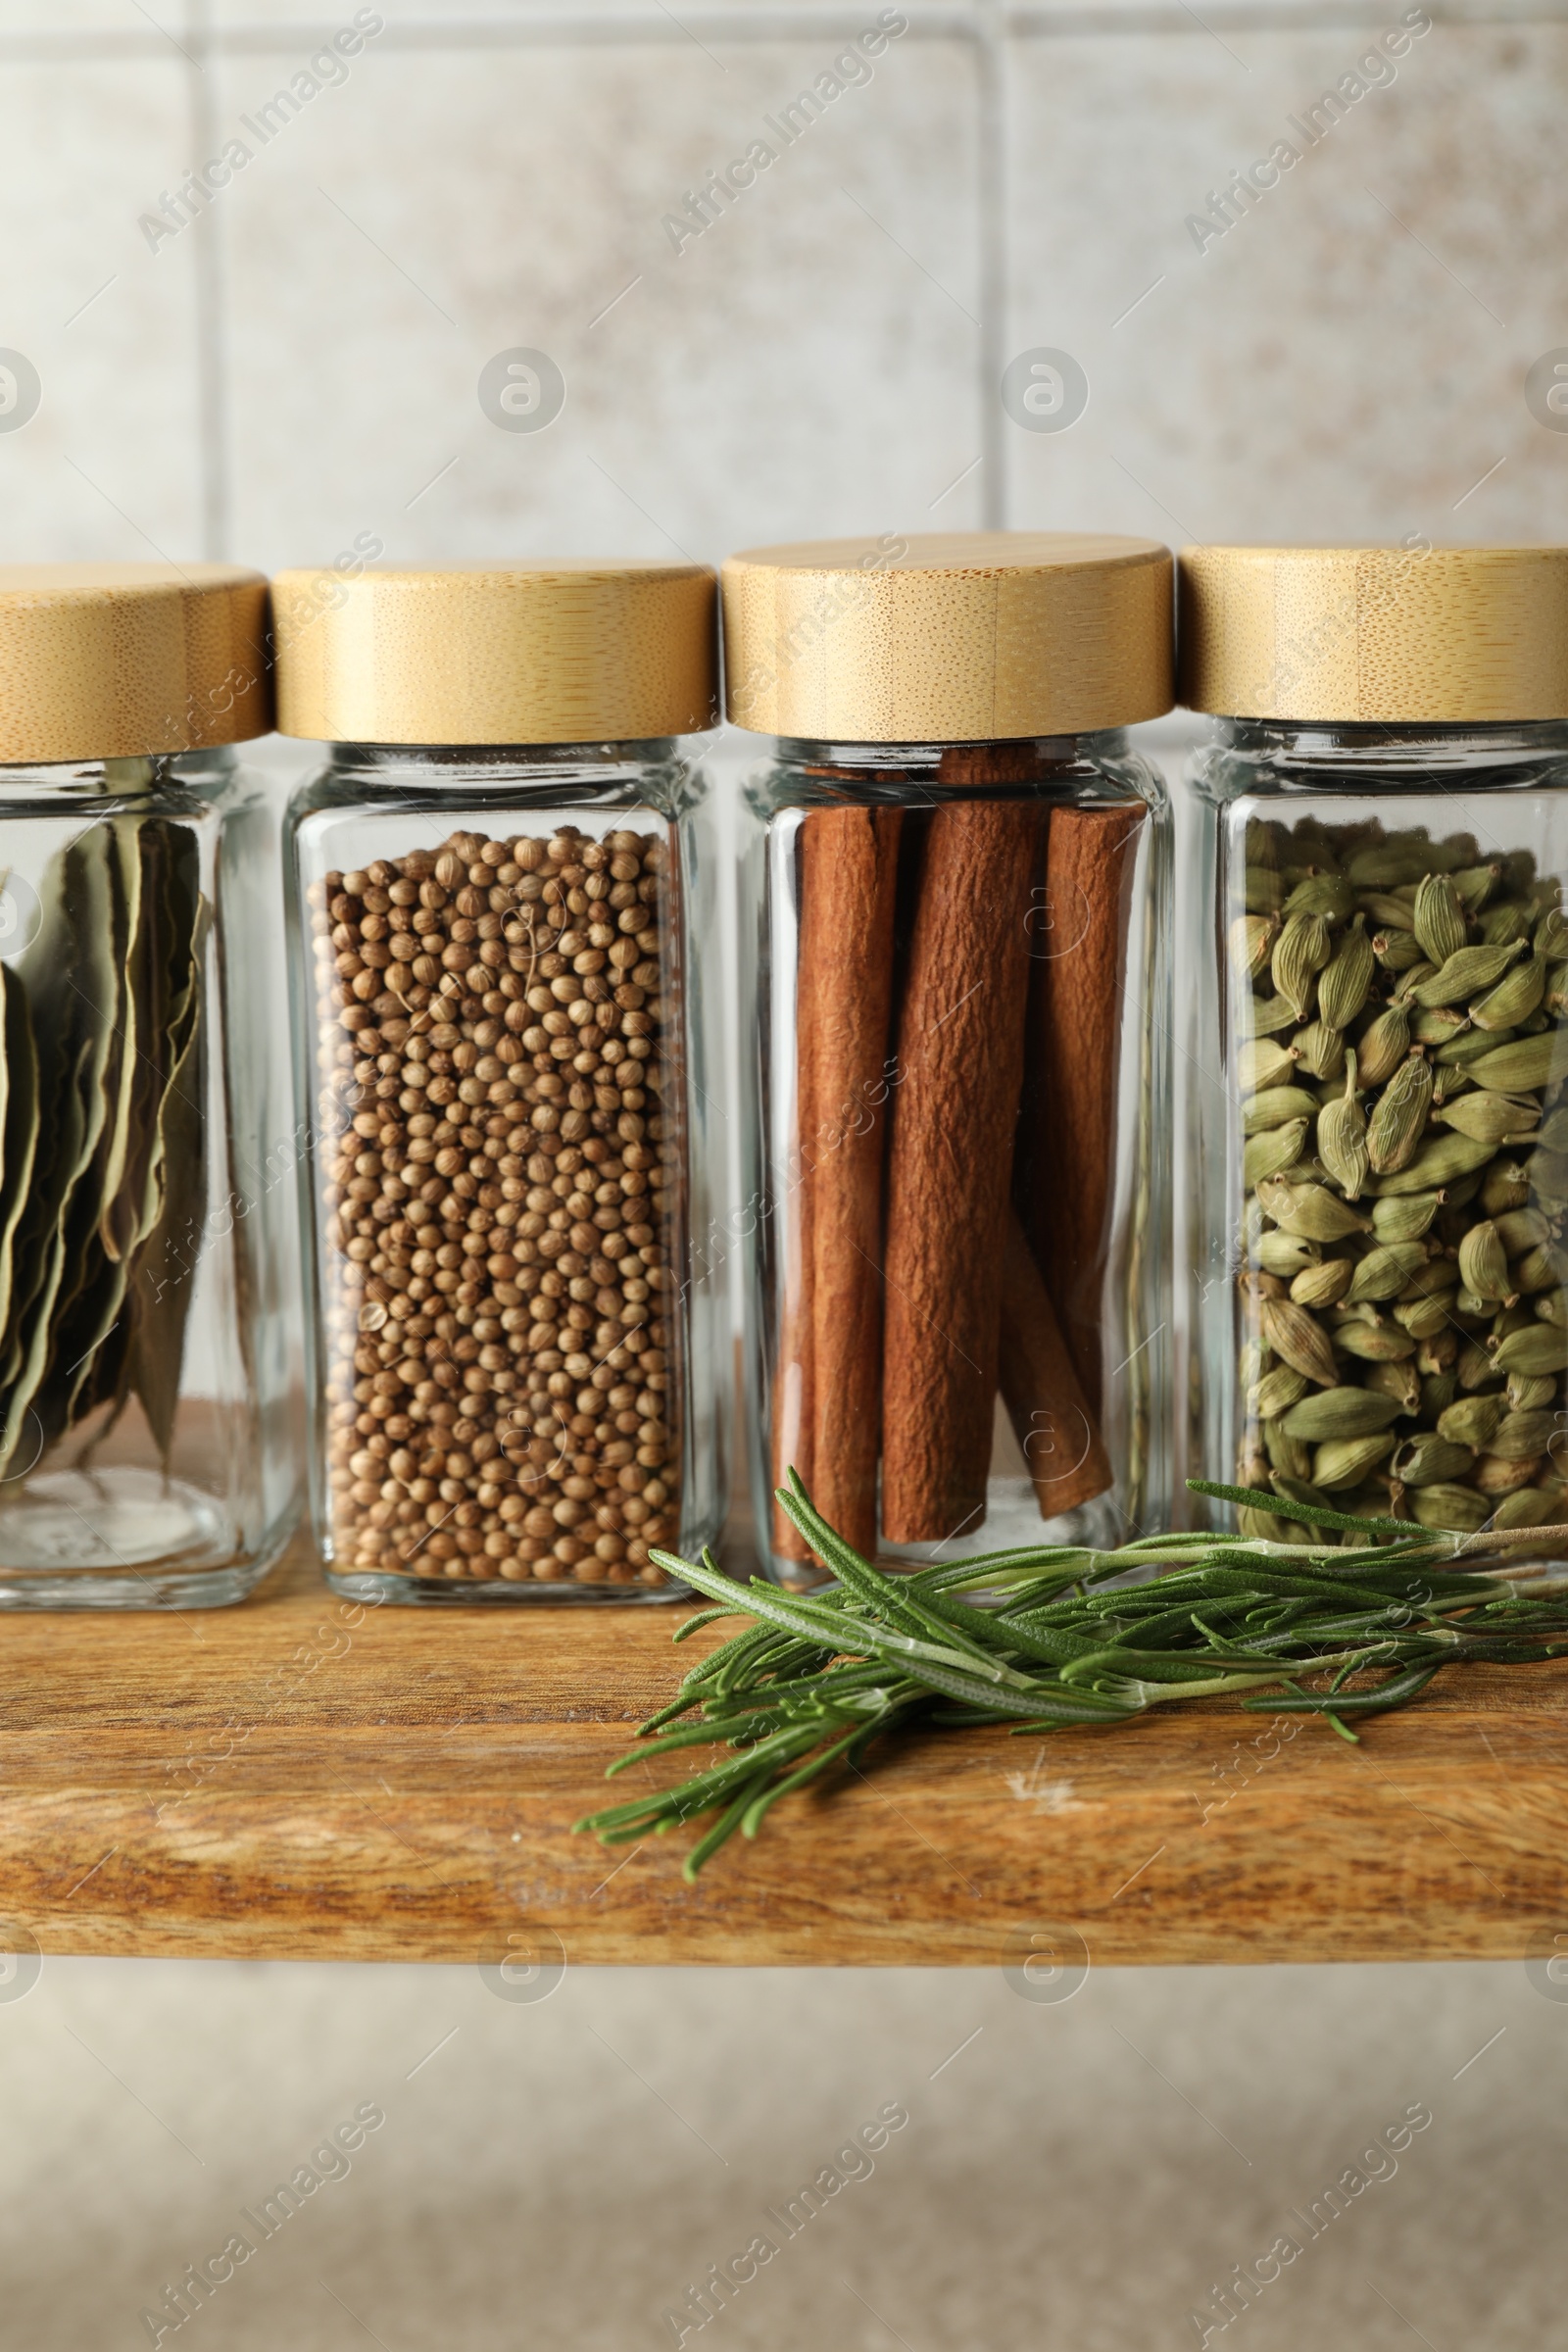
[2,5,1566,2344]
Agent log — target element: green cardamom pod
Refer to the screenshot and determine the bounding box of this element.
[1513,1241,1568,1296]
[1435,1025,1516,1067]
[1456,1337,1503,1390]
[1238,1037,1298,1093]
[1260,1296,1340,1387]
[1535,1106,1568,1152]
[1243,1120,1311,1191]
[1487,1407,1558,1461]
[1254,1176,1372,1242]
[1473,1451,1544,1495]
[1367,1054,1434,1175]
[1433,1090,1541,1145]
[1465,1033,1568,1092]
[1456,1219,1512,1303]
[1469,955,1545,1032]
[1395,1257,1460,1299]
[1372,1190,1444,1243]
[1506,1371,1557,1412]
[1390,1432,1476,1489]
[1491,1206,1551,1256]
[1231,912,1279,980]
[1364,1358,1422,1414]
[1392,1295,1455,1341]
[1492,1487,1560,1530]
[1245,866,1287,914]
[1371,1131,1494,1196]
[1438,1394,1506,1450]
[1494,1323,1568,1376]
[1536,906,1568,962]
[1412,872,1467,967]
[1281,1385,1404,1440]
[1243,1085,1323,1135]
[1374,931,1430,974]
[1285,873,1356,923]
[1253,1364,1309,1419]
[1313,1432,1397,1490]
[1480,1158,1532,1216]
[1316,919,1375,1031]
[1292,1021,1347,1083]
[1261,1417,1314,1482]
[1449,862,1503,913]
[1408,1483,1492,1533]
[1313,1057,1367,1201]
[1419,1369,1459,1418]
[1271,912,1330,1022]
[1476,902,1533,948]
[1247,994,1299,1037]
[1411,940,1525,1009]
[1348,844,1434,889]
[1410,1007,1472,1047]
[1336,1320,1418,1361]
[1356,1004,1412,1088]
[1359,892,1416,931]
[1255,1229,1320,1278]
[1346,1241,1430,1304]
[1290,1256,1355,1309]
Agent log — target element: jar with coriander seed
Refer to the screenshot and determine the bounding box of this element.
[1177,543,1568,1544]
[725,532,1173,1582]
[277,562,724,1599]
[0,564,298,1606]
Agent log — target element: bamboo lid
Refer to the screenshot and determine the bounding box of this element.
[0,564,270,761]
[272,562,718,744]
[721,532,1173,740]
[1179,545,1568,721]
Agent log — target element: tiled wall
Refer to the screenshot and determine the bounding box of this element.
[2,0,1564,580]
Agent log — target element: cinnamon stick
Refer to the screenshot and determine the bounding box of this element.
[772,805,903,1559]
[1015,802,1145,1417]
[998,1208,1113,1516]
[880,779,1038,1542]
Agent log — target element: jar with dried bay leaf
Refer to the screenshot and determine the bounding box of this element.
[0,564,298,1605]
[724,533,1174,1583]
[1177,544,1568,1543]
[278,564,725,1599]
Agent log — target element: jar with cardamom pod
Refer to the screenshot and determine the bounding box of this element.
[724,532,1173,1580]
[0,564,298,1605]
[1177,543,1568,1543]
[278,563,725,1599]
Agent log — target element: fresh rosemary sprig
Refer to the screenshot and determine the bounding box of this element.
[572,1474,1568,1882]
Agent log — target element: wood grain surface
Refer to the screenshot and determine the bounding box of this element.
[4,1533,1568,1967]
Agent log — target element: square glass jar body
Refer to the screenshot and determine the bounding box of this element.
[286,741,725,1601]
[0,749,301,1606]
[738,731,1170,1581]
[1178,716,1568,1544]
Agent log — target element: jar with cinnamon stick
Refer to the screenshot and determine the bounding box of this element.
[1178,544,1568,1544]
[277,563,727,1599]
[724,532,1174,1578]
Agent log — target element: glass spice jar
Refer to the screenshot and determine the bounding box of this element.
[0,563,299,1606]
[1176,543,1568,1543]
[724,532,1174,1579]
[277,563,724,1599]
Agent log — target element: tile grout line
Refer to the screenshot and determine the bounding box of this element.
[2,1,1567,62]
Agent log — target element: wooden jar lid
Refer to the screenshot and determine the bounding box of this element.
[720,531,1173,741]
[1179,545,1568,722]
[0,564,270,761]
[272,563,718,745]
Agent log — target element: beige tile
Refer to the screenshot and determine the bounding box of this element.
[217,28,982,569]
[1004,21,1568,546]
[0,59,204,558]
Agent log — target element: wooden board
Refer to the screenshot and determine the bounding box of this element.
[3,1533,1567,1967]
